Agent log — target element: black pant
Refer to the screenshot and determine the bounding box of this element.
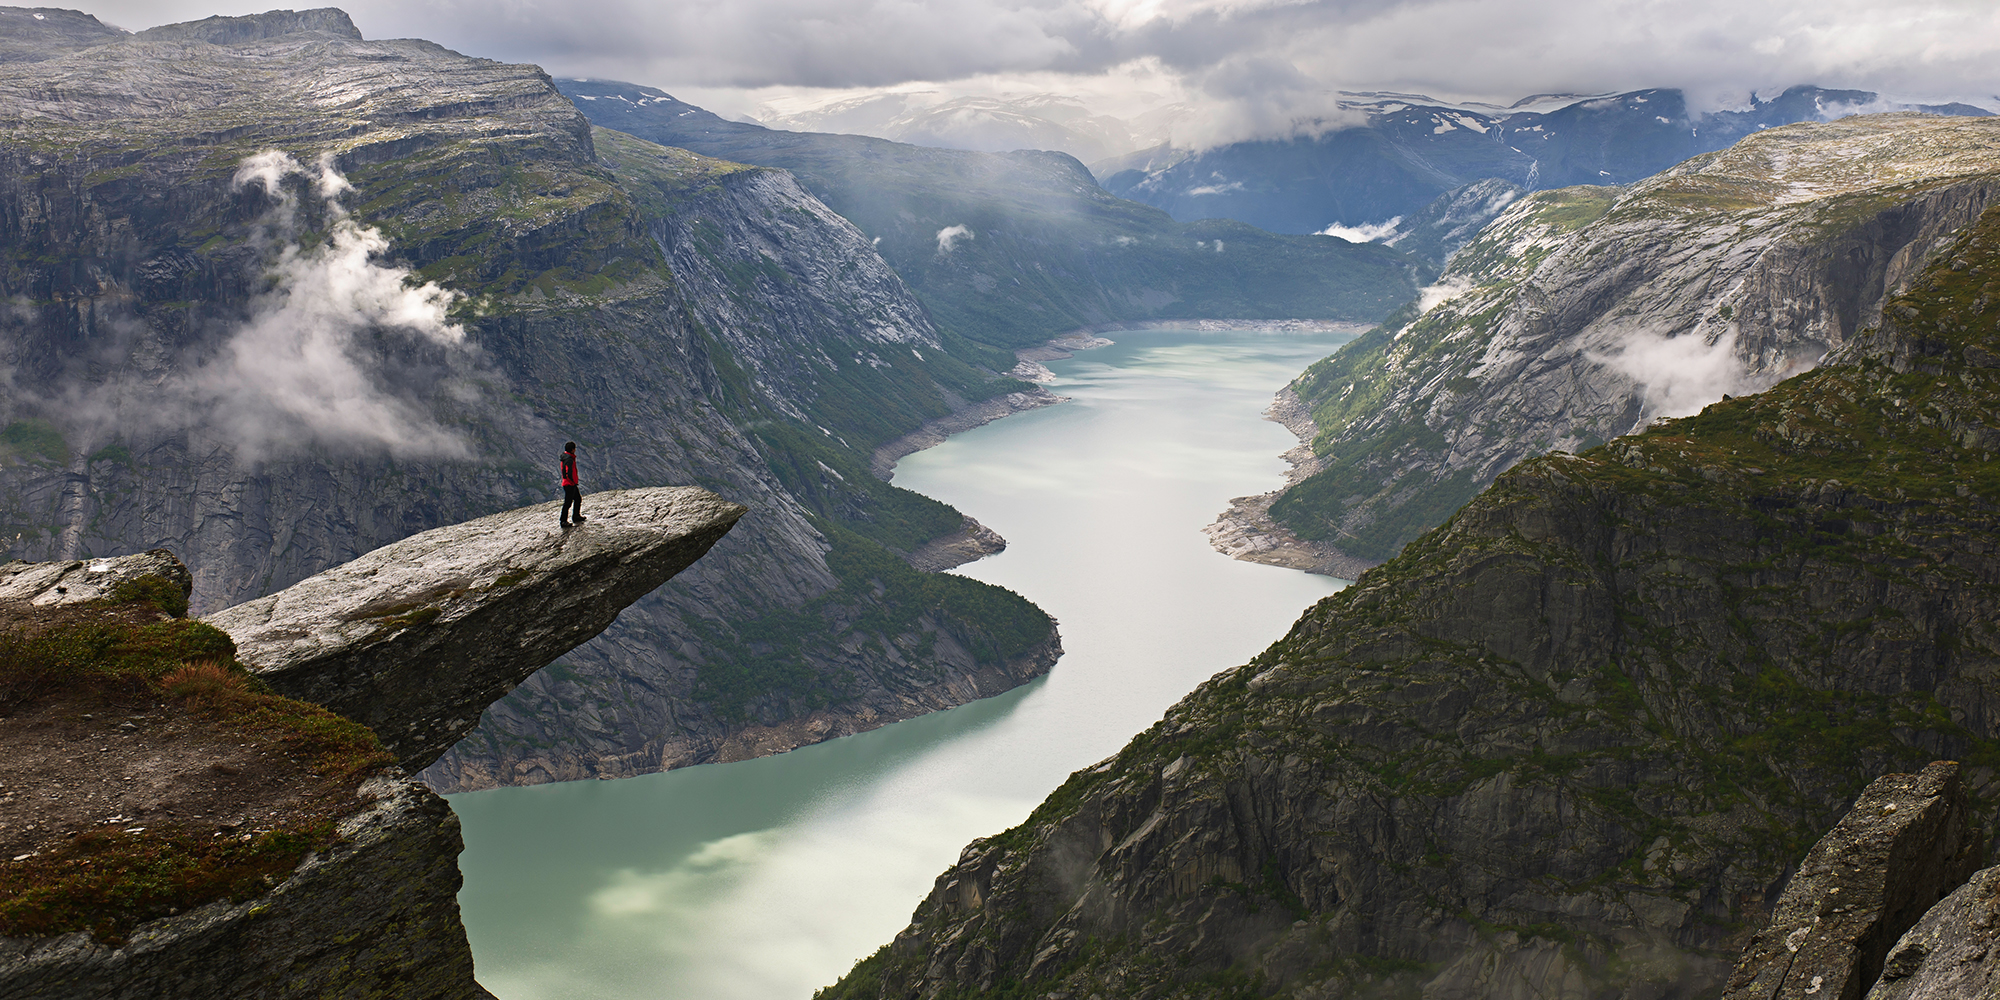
[562,485,582,523]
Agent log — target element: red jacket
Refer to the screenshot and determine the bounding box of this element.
[560,452,578,487]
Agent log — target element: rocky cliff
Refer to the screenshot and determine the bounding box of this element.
[1251,112,2000,576]
[209,486,744,771]
[821,184,2000,1000]
[0,7,1059,790]
[556,79,1426,351]
[2,485,738,996]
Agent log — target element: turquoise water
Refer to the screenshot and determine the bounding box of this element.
[451,330,1354,1000]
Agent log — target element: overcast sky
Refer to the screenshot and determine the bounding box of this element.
[77,0,2000,143]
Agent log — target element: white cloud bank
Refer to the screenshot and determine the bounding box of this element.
[74,0,2000,153]
[936,224,975,252]
[200,152,472,461]
[1590,329,1751,421]
[1318,217,1402,243]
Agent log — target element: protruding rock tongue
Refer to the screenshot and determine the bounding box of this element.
[206,486,745,771]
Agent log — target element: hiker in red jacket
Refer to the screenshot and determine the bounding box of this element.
[560,441,585,528]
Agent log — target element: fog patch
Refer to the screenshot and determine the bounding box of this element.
[936,224,974,253]
[1416,277,1471,314]
[194,151,472,461]
[1318,217,1402,243]
[1590,329,1750,420]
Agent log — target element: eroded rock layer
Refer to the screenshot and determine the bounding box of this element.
[0,775,487,1000]
[1724,761,1981,1000]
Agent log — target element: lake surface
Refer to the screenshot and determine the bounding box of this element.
[451,330,1354,1000]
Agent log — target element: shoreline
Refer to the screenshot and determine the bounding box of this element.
[1201,386,1380,581]
[883,323,1376,577]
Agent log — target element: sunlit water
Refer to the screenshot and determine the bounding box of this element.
[451,330,1354,1000]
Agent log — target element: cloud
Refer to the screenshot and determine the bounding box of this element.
[3,149,479,465]
[175,152,474,461]
[1589,329,1751,421]
[73,0,2000,150]
[936,224,975,253]
[1317,217,1403,243]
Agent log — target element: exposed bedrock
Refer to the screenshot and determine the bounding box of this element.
[0,774,493,1000]
[0,549,190,607]
[1866,865,2000,1000]
[206,487,745,772]
[1724,761,1982,1000]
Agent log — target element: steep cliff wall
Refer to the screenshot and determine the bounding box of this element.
[1254,113,2000,575]
[0,8,1059,789]
[822,192,2000,1000]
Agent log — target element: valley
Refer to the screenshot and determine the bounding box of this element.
[2,5,1998,1000]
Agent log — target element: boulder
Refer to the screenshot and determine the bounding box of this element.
[206,487,744,771]
[1723,761,1983,1000]
[1865,864,2000,1000]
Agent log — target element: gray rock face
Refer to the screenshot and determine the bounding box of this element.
[0,9,1057,791]
[208,487,744,772]
[1866,866,2000,1000]
[1725,762,1982,1000]
[0,549,189,607]
[822,208,2000,1000]
[0,773,486,1000]
[1263,113,2000,571]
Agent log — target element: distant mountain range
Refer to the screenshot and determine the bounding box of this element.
[751,92,1184,167]
[559,80,1421,350]
[1099,87,1993,234]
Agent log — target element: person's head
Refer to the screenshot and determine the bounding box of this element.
[565,441,576,453]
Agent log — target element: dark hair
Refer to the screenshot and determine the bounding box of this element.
[565,441,576,451]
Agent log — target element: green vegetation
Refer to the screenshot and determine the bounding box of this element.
[0,601,393,942]
[110,574,190,618]
[0,419,69,465]
[692,524,1052,720]
[821,203,2000,1000]
[0,821,335,944]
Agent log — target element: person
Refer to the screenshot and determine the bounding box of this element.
[560,441,585,528]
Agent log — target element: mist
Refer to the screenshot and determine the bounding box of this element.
[5,151,480,467]
[195,152,474,462]
[1591,329,1752,422]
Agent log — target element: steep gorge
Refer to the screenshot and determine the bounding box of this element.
[824,179,2000,1000]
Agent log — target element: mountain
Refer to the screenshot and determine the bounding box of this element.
[752,92,1173,165]
[557,80,1424,350]
[0,7,1058,791]
[1255,113,2000,576]
[821,174,2000,1000]
[1101,87,1993,235]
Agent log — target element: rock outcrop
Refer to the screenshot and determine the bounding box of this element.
[0,775,489,1000]
[821,189,2000,1000]
[0,550,190,607]
[1257,113,2000,573]
[1866,867,2000,1000]
[1724,762,1981,1000]
[0,7,1059,790]
[207,487,744,771]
